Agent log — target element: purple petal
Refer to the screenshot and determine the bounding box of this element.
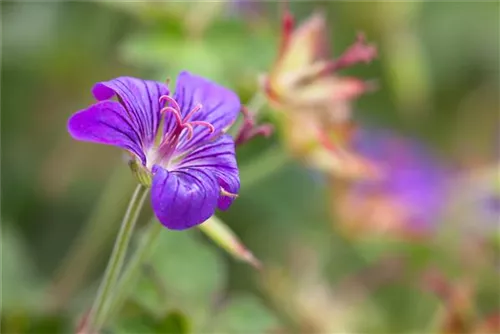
[92,77,169,147]
[151,165,220,230]
[174,71,241,151]
[177,135,240,210]
[68,100,146,164]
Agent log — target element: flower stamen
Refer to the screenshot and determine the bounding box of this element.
[183,103,203,122]
[220,188,239,198]
[160,96,215,142]
[188,121,215,134]
[183,123,194,140]
[156,95,216,162]
[159,95,181,113]
[160,106,183,127]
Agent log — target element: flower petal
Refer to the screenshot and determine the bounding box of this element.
[151,165,220,230]
[177,135,240,210]
[68,100,146,163]
[276,12,328,77]
[92,77,169,147]
[173,71,241,151]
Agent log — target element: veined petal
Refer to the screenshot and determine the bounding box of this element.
[67,100,146,164]
[92,77,169,147]
[177,135,240,210]
[151,165,220,230]
[174,71,241,151]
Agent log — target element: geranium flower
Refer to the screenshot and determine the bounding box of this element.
[68,72,240,230]
[332,128,448,238]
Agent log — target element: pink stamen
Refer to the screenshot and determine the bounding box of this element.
[189,121,215,134]
[159,95,181,113]
[160,106,183,127]
[220,188,239,198]
[183,123,194,140]
[183,103,203,122]
[156,95,216,161]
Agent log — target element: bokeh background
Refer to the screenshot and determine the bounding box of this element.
[2,1,499,333]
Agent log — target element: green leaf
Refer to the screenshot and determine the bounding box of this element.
[113,300,191,334]
[209,294,280,334]
[1,223,45,310]
[118,20,275,87]
[154,310,190,334]
[131,229,226,331]
[111,299,156,334]
[119,32,225,84]
[1,311,69,334]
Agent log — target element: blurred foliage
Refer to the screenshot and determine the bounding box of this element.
[110,225,278,333]
[1,1,499,333]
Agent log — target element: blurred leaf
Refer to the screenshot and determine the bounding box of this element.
[371,283,439,334]
[119,19,274,86]
[120,32,224,83]
[422,2,499,86]
[1,311,69,334]
[155,310,190,334]
[1,223,46,310]
[97,0,215,24]
[113,300,190,334]
[131,229,226,331]
[2,2,58,65]
[111,299,158,333]
[209,294,280,334]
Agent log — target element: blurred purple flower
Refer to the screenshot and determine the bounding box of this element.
[68,72,241,230]
[225,0,264,19]
[465,164,500,232]
[339,128,448,236]
[483,192,500,215]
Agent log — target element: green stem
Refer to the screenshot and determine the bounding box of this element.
[107,219,163,322]
[87,184,149,332]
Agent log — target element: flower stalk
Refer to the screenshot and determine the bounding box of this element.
[86,184,149,332]
[107,218,163,323]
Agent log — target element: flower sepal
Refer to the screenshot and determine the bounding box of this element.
[234,106,274,146]
[129,160,152,187]
[198,215,261,269]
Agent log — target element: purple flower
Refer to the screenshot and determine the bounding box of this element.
[68,72,241,230]
[347,128,448,234]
